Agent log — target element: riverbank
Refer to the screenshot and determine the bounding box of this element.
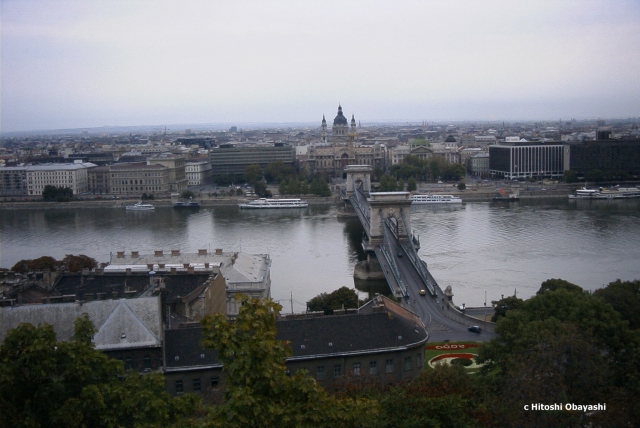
[0,195,338,210]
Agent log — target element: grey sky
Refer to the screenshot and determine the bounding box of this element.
[2,0,639,132]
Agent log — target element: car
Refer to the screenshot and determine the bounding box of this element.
[397,252,403,258]
[468,326,481,333]
[419,289,426,296]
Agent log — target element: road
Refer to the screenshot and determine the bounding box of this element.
[381,233,497,343]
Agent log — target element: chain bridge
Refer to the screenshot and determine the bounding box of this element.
[344,165,495,339]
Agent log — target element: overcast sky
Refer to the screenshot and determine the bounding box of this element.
[2,0,639,133]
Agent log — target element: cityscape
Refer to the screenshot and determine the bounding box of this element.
[1,1,640,427]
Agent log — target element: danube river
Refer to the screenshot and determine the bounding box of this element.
[2,198,639,312]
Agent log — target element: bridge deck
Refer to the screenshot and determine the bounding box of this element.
[349,188,495,339]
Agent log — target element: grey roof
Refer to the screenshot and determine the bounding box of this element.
[221,252,271,285]
[0,297,161,350]
[162,298,428,371]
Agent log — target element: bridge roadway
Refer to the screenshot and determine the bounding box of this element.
[350,189,495,342]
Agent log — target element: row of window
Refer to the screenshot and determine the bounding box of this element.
[111,172,164,178]
[315,355,423,380]
[175,376,219,394]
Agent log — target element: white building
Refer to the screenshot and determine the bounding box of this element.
[185,161,212,186]
[25,162,96,196]
[107,249,271,318]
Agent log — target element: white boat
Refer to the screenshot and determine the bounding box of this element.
[411,194,462,204]
[239,198,308,209]
[569,186,640,199]
[568,187,599,199]
[126,201,155,210]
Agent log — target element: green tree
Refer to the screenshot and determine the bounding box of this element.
[595,279,640,330]
[253,181,271,198]
[407,177,417,192]
[586,169,605,182]
[11,256,59,273]
[264,161,294,183]
[181,190,196,199]
[244,164,262,185]
[490,295,525,322]
[309,178,331,197]
[378,364,485,428]
[42,185,73,202]
[307,286,360,313]
[379,174,398,192]
[457,182,466,191]
[0,314,197,428]
[200,296,378,428]
[563,170,578,183]
[477,286,640,427]
[60,254,98,273]
[536,278,584,295]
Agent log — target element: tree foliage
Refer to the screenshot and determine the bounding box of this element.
[199,296,378,428]
[594,279,640,330]
[11,255,59,273]
[0,314,197,428]
[253,180,271,198]
[42,185,73,202]
[307,286,360,313]
[243,164,262,185]
[59,254,98,273]
[477,282,640,427]
[181,190,196,200]
[11,254,97,274]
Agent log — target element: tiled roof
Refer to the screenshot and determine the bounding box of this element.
[0,297,161,350]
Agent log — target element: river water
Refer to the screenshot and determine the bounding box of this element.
[1,198,639,312]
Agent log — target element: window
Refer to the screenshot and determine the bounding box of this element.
[370,361,377,375]
[193,378,201,392]
[125,357,133,370]
[316,366,325,381]
[417,353,423,368]
[211,376,219,388]
[143,356,152,371]
[404,356,412,371]
[175,380,183,394]
[353,363,361,376]
[386,359,394,373]
[334,364,341,378]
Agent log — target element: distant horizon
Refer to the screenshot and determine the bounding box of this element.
[3,115,639,138]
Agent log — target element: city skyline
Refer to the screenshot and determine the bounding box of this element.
[2,0,640,133]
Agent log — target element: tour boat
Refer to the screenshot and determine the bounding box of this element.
[126,201,155,211]
[238,198,308,209]
[569,186,640,199]
[410,194,462,204]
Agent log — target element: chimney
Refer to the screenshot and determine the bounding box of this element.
[215,248,223,255]
[183,263,190,269]
[158,263,165,269]
[117,251,125,258]
[126,268,131,275]
[147,264,154,271]
[198,249,207,255]
[131,251,139,258]
[170,267,177,274]
[154,250,163,257]
[187,266,194,274]
[204,262,210,269]
[171,250,180,256]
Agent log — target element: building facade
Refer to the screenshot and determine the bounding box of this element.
[562,139,640,176]
[25,163,95,196]
[489,142,565,179]
[185,161,213,186]
[108,162,169,196]
[147,154,188,192]
[208,144,296,177]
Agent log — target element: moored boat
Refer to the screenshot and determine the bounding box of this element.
[411,194,462,204]
[126,201,155,211]
[239,198,308,209]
